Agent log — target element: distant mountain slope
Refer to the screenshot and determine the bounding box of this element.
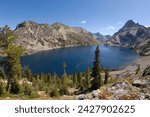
[106,20,150,56]
[14,21,99,54]
[93,32,111,42]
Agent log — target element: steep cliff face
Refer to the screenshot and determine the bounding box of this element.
[14,21,99,54]
[107,20,150,55]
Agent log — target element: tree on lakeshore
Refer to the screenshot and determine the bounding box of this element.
[91,71,103,90]
[91,46,101,77]
[104,68,109,85]
[91,46,102,90]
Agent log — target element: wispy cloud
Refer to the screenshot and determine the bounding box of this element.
[106,26,115,30]
[80,20,86,24]
[118,22,123,25]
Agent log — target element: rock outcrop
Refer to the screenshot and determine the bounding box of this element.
[14,21,99,54]
[142,66,150,76]
[106,20,150,56]
[75,89,101,100]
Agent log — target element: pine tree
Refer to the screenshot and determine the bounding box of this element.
[104,68,109,85]
[91,46,102,90]
[91,46,101,77]
[98,71,103,87]
[78,73,84,90]
[0,25,15,49]
[62,72,69,86]
[0,26,24,91]
[72,73,78,87]
[85,65,91,89]
[91,71,102,90]
[5,45,24,91]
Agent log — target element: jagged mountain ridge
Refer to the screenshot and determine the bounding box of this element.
[107,20,150,56]
[14,21,99,54]
[92,32,111,42]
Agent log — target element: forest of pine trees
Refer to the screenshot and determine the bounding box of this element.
[0,25,110,98]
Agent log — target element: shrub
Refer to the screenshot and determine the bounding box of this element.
[0,81,6,96]
[59,86,69,95]
[10,79,21,94]
[50,88,60,97]
[24,85,33,96]
[135,64,141,74]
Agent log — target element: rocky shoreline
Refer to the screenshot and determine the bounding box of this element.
[23,44,99,55]
[62,55,150,100]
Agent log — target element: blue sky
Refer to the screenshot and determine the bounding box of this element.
[0,0,150,35]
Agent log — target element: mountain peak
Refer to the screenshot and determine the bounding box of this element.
[15,21,39,29]
[51,22,68,27]
[123,20,140,28]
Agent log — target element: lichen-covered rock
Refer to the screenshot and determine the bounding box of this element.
[75,89,101,100]
[107,82,132,97]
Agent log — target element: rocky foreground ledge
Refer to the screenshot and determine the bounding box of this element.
[75,75,150,100]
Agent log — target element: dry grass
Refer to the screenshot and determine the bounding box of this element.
[119,95,138,100]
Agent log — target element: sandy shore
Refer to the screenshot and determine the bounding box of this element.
[110,55,150,78]
[136,56,150,70]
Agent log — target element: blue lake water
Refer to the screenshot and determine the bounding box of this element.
[21,46,139,75]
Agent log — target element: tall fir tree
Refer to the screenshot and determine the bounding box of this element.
[91,46,102,90]
[91,46,101,77]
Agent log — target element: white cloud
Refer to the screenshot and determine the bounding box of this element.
[106,26,115,30]
[118,22,123,25]
[80,20,86,24]
[145,25,149,28]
